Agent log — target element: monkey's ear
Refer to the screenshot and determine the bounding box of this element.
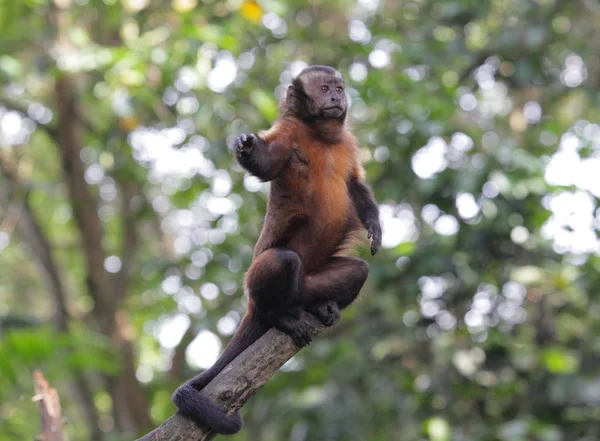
[285,85,296,106]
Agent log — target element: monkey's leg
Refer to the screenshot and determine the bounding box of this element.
[245,248,313,346]
[302,257,369,322]
[245,248,303,310]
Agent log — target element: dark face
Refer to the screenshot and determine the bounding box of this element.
[285,66,348,122]
[301,73,347,119]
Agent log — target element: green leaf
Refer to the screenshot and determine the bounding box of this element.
[424,417,451,441]
[541,348,579,374]
[395,241,416,256]
[3,328,57,363]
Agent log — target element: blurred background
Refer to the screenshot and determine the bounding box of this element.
[1,0,599,440]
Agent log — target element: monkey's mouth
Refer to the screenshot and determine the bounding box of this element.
[322,106,344,117]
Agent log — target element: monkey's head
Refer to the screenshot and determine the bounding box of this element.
[285,65,347,123]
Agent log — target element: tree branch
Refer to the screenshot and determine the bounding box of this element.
[33,370,67,441]
[136,313,326,441]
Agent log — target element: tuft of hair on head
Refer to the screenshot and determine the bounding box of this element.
[297,65,340,78]
[291,65,342,87]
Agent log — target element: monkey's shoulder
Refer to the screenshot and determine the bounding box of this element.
[260,116,360,180]
[259,116,303,144]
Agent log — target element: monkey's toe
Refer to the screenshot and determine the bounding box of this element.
[290,325,313,347]
[308,301,340,327]
[272,313,313,347]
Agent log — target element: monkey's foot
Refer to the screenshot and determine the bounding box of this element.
[272,310,313,347]
[307,301,340,327]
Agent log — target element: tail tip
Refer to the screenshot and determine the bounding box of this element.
[172,383,243,435]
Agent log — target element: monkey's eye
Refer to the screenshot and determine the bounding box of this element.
[321,85,329,93]
[336,87,343,93]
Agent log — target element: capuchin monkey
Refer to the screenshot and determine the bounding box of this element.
[172,65,381,435]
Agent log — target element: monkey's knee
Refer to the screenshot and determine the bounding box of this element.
[338,258,369,309]
[354,259,369,286]
[246,249,302,289]
[245,248,303,309]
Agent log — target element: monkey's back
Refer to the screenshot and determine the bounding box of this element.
[254,118,363,272]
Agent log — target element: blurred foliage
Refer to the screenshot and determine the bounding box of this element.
[1,0,600,440]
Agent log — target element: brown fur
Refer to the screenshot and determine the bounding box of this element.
[252,116,365,273]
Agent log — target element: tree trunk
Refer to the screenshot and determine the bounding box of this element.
[53,73,152,433]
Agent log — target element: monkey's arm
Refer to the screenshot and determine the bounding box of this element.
[235,133,292,181]
[348,167,382,255]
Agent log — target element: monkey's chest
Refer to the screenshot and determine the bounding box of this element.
[287,148,352,221]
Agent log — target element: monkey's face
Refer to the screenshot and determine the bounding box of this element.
[302,73,347,119]
[286,67,348,122]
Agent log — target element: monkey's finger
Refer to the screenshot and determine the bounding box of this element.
[235,136,247,148]
[370,230,382,255]
[240,133,257,150]
[292,331,311,347]
[366,221,375,238]
[371,243,380,255]
[303,333,313,346]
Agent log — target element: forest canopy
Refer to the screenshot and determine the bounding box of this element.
[1,0,599,440]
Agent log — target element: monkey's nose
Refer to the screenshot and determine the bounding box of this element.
[330,96,337,102]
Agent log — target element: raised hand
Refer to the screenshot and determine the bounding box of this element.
[234,133,257,159]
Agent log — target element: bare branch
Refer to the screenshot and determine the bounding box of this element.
[33,370,67,441]
[136,313,326,441]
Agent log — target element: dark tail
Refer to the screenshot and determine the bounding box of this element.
[172,311,269,435]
